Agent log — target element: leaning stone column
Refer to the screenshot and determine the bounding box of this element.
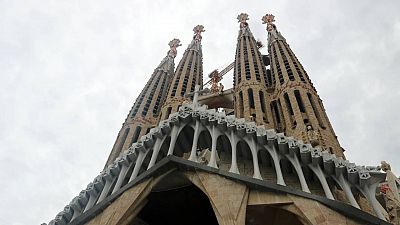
[266,144,286,186]
[167,125,179,156]
[208,125,219,168]
[188,120,201,162]
[246,137,262,179]
[147,137,164,169]
[229,131,240,174]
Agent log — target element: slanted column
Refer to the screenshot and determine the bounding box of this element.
[265,144,286,186]
[83,177,104,212]
[229,131,240,174]
[357,170,387,221]
[334,174,360,208]
[70,192,88,221]
[189,120,201,162]
[246,137,262,179]
[112,156,131,194]
[208,125,219,168]
[129,149,148,182]
[362,183,386,220]
[309,164,334,200]
[278,135,310,192]
[287,154,310,193]
[111,165,129,194]
[308,149,334,200]
[96,164,120,203]
[147,137,164,169]
[167,125,180,156]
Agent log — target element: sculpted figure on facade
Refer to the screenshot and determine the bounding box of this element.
[306,125,320,147]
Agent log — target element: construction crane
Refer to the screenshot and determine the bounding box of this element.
[203,40,265,94]
[203,62,234,94]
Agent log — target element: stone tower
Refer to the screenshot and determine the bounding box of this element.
[104,39,181,167]
[159,25,205,121]
[233,13,274,128]
[48,13,398,225]
[262,14,344,158]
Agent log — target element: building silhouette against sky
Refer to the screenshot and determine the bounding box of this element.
[47,13,400,225]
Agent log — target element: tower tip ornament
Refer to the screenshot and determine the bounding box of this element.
[168,38,182,58]
[262,14,275,32]
[237,13,249,28]
[193,25,205,41]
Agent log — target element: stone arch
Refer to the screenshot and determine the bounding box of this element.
[156,136,171,163]
[196,128,212,164]
[302,166,326,197]
[130,171,219,225]
[280,158,302,190]
[216,134,232,171]
[257,148,277,183]
[236,140,254,177]
[173,124,195,158]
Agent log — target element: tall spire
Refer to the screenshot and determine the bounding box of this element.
[262,13,344,157]
[104,39,181,167]
[233,13,274,127]
[159,25,205,121]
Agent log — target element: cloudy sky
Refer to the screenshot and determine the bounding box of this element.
[1,0,399,224]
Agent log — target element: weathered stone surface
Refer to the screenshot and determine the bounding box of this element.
[248,189,292,205]
[86,178,153,225]
[184,171,248,225]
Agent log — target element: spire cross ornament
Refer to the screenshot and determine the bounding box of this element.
[193,25,205,41]
[237,13,249,28]
[168,38,182,58]
[186,85,210,108]
[262,14,275,32]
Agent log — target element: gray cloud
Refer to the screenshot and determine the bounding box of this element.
[0,0,399,224]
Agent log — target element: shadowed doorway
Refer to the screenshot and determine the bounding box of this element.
[131,184,218,225]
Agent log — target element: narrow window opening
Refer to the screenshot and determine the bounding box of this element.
[283,93,294,115]
[248,89,255,109]
[294,90,306,113]
[239,91,244,117]
[129,126,142,146]
[259,91,266,113]
[307,93,325,129]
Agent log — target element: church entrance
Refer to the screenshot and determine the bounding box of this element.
[131,184,219,225]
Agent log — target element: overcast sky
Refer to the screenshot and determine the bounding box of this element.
[1,1,399,224]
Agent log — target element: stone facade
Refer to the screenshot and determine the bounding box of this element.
[48,12,398,225]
